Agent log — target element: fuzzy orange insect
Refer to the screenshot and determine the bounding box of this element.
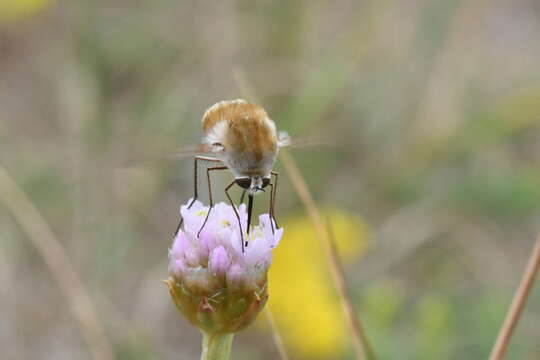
[176,99,290,251]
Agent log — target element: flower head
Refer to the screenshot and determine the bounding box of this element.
[166,199,283,335]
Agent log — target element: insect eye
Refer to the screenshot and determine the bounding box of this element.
[262,178,271,188]
[211,142,225,152]
[236,178,251,189]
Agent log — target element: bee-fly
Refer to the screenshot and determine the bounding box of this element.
[175,99,290,252]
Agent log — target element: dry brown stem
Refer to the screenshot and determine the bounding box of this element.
[489,235,540,360]
[264,308,289,360]
[0,165,114,360]
[280,149,376,360]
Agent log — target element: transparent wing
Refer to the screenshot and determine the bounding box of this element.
[120,143,211,169]
[280,133,341,150]
[167,143,212,159]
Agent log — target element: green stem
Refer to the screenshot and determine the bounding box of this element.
[201,333,234,360]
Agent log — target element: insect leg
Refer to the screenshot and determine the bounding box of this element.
[239,189,247,204]
[267,183,275,234]
[197,166,228,237]
[270,171,279,228]
[174,156,222,237]
[225,180,245,253]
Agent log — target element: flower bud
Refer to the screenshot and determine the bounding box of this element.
[209,246,230,277]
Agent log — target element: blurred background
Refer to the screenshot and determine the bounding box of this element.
[1,0,540,359]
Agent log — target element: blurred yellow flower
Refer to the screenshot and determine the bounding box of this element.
[267,208,369,358]
[0,0,52,22]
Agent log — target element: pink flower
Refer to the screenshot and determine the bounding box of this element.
[169,199,282,287]
[166,199,283,335]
